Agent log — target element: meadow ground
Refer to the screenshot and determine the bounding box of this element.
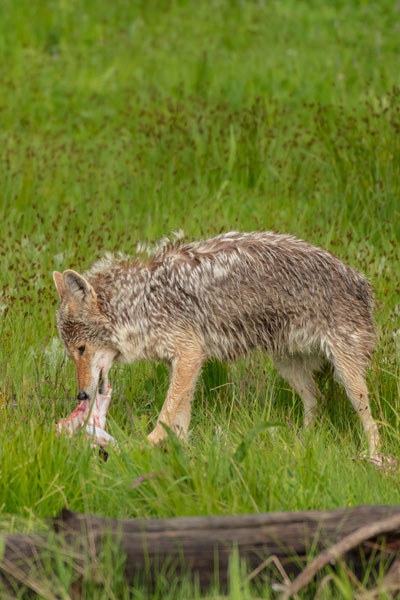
[0,0,400,597]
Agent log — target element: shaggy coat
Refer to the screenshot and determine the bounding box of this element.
[53,231,380,455]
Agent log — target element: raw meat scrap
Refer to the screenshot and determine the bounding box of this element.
[57,385,115,447]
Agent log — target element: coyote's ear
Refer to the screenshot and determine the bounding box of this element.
[63,270,96,304]
[53,271,65,300]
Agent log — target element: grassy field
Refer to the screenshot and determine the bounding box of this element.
[1,0,400,597]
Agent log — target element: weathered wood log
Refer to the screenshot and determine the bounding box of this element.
[2,505,400,594]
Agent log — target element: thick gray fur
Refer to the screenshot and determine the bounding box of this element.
[56,231,380,454]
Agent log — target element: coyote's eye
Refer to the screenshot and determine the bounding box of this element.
[78,345,86,356]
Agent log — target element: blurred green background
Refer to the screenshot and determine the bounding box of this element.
[1,1,400,596]
[0,0,399,519]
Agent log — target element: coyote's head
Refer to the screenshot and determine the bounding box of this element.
[53,270,116,401]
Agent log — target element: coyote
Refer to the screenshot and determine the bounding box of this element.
[53,231,380,456]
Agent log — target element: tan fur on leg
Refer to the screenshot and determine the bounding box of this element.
[147,340,205,446]
[333,352,380,457]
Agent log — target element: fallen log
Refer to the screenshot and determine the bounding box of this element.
[2,505,400,595]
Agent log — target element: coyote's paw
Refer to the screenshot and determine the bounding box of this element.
[147,422,189,446]
[147,425,168,446]
[353,453,398,472]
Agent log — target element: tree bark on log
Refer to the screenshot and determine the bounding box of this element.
[2,505,400,593]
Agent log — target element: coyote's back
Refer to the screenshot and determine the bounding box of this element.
[139,231,375,363]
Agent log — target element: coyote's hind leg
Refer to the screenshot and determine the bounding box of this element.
[332,350,380,457]
[147,344,205,446]
[274,356,321,427]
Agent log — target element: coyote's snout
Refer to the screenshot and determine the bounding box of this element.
[54,231,380,456]
[53,270,117,401]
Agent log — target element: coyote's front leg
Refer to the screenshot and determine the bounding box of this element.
[147,347,205,446]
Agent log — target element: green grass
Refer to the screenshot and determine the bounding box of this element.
[1,0,400,597]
